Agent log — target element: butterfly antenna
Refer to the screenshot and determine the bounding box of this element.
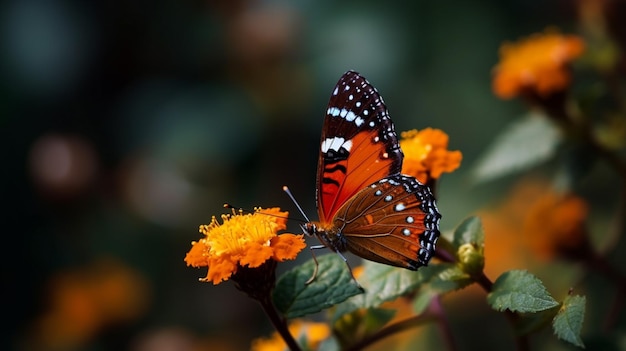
[282,186,310,222]
[223,203,307,224]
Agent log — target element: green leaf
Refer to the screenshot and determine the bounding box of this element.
[452,216,485,248]
[332,260,433,321]
[472,112,562,183]
[273,254,363,318]
[412,264,472,314]
[553,295,586,348]
[487,270,559,313]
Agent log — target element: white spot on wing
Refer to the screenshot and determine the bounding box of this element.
[321,137,352,153]
[346,111,356,121]
[343,139,352,151]
[328,107,340,117]
[330,137,343,152]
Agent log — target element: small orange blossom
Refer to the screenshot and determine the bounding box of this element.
[400,128,462,184]
[492,31,585,99]
[185,207,306,284]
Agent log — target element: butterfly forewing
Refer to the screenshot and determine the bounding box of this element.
[317,71,403,223]
[332,175,440,269]
[306,70,441,277]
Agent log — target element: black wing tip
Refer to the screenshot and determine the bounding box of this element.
[406,260,421,270]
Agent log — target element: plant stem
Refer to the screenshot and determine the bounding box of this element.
[475,271,494,292]
[431,296,459,351]
[258,296,301,351]
[344,306,438,351]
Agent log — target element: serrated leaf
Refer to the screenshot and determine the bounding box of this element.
[332,260,433,321]
[412,264,472,313]
[452,216,485,248]
[553,295,586,348]
[472,112,562,183]
[487,270,559,313]
[273,254,363,318]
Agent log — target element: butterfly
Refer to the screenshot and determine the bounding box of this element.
[300,70,441,282]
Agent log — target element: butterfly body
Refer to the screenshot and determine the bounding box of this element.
[304,71,441,272]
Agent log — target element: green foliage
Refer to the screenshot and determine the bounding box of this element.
[472,112,562,182]
[273,254,363,319]
[332,260,429,321]
[452,216,485,248]
[487,270,559,313]
[552,295,586,348]
[412,263,473,314]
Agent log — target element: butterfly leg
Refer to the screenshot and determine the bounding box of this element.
[305,245,326,285]
[305,245,364,291]
[335,251,364,291]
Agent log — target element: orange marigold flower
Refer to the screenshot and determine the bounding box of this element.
[184,207,306,284]
[400,128,462,184]
[492,31,585,99]
[523,192,589,260]
[251,319,331,351]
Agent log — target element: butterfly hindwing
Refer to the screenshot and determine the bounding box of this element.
[332,174,440,269]
[317,71,403,223]
[305,70,441,275]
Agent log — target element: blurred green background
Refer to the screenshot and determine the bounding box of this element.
[3,1,617,350]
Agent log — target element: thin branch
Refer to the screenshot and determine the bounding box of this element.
[430,296,459,351]
[258,296,302,351]
[343,304,438,351]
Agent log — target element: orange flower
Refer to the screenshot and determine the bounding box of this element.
[523,192,589,260]
[400,128,462,184]
[185,207,306,284]
[251,319,330,351]
[25,259,149,351]
[492,31,585,99]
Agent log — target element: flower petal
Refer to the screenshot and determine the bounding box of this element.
[270,234,306,261]
[240,242,274,268]
[205,254,238,284]
[184,240,210,268]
